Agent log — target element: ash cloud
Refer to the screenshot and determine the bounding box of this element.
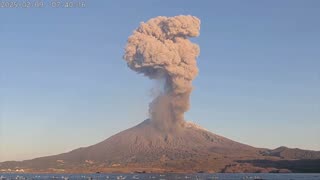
[123,15,200,130]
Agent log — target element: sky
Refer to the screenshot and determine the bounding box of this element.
[0,0,319,161]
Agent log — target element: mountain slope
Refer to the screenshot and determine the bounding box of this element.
[1,120,320,173]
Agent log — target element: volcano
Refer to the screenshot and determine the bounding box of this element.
[1,15,320,173]
[1,120,320,173]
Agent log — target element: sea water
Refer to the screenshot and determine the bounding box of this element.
[0,173,320,180]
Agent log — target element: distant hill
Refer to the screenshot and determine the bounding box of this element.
[262,146,320,159]
[1,119,320,173]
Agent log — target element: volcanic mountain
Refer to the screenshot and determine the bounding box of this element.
[2,15,320,173]
[1,120,320,173]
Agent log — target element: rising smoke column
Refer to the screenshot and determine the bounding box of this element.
[123,15,200,130]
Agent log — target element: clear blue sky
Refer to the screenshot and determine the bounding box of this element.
[1,0,319,161]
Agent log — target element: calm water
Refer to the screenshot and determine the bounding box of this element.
[0,173,320,180]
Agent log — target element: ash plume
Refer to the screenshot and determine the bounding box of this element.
[123,15,200,130]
